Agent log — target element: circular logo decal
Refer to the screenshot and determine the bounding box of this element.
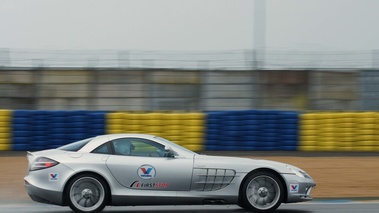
[137,165,156,180]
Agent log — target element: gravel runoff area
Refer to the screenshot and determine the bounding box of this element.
[1,151,379,204]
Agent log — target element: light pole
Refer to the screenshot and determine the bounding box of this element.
[253,0,266,69]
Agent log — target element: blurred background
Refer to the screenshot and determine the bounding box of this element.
[1,0,379,152]
[2,48,378,111]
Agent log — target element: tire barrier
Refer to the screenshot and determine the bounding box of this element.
[106,112,205,151]
[0,110,12,151]
[205,110,299,151]
[299,112,379,151]
[11,110,106,151]
[2,110,379,152]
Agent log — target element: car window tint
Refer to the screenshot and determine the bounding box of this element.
[112,138,134,156]
[111,138,165,157]
[92,143,111,154]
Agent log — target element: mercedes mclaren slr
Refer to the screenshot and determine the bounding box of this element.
[24,134,316,213]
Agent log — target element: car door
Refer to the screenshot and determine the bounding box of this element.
[106,137,194,191]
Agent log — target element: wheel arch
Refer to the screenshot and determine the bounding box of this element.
[62,171,112,206]
[238,168,288,203]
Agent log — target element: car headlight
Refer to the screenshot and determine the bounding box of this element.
[286,165,305,178]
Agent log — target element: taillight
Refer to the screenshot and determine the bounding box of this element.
[30,157,59,171]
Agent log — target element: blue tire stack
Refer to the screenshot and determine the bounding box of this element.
[220,111,242,151]
[49,111,70,149]
[206,110,265,151]
[11,110,107,151]
[64,111,107,145]
[205,112,223,151]
[256,110,279,151]
[12,110,31,151]
[30,110,49,150]
[204,110,300,151]
[242,110,261,150]
[277,111,299,151]
[89,111,106,137]
[66,111,89,142]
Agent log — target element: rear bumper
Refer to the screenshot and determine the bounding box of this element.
[25,180,64,206]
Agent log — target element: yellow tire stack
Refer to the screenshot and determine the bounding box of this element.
[355,112,377,152]
[106,112,206,152]
[124,113,142,134]
[335,112,356,151]
[316,113,338,151]
[0,110,12,151]
[179,113,205,152]
[299,111,379,152]
[106,112,126,134]
[375,113,379,151]
[299,112,343,151]
[161,113,182,144]
[142,113,164,136]
[298,113,319,151]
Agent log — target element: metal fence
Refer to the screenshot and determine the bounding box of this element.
[1,68,379,111]
[1,48,379,70]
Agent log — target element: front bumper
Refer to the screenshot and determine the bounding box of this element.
[282,174,316,203]
[24,180,64,205]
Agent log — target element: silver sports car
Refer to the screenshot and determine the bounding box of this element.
[25,134,316,213]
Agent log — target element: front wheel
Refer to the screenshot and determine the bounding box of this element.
[240,171,284,213]
[66,174,109,213]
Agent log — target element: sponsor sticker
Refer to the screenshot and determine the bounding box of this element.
[290,184,299,193]
[49,173,58,181]
[137,165,156,180]
[130,181,169,189]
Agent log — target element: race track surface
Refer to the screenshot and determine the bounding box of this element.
[1,202,378,213]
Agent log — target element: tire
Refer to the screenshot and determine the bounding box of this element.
[66,174,109,213]
[240,171,284,213]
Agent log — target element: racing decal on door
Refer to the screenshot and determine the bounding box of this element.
[130,181,169,188]
[137,165,156,180]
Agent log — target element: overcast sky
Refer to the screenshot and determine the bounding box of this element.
[1,0,379,51]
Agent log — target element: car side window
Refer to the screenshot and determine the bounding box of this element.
[111,138,165,157]
[112,139,134,156]
[92,142,111,154]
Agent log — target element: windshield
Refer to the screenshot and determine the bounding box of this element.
[57,137,94,151]
[154,136,196,155]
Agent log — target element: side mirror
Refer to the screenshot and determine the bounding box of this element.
[164,146,176,158]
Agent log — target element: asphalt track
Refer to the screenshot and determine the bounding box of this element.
[1,201,379,213]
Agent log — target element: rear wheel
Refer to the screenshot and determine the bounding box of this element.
[240,171,284,213]
[66,174,109,213]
